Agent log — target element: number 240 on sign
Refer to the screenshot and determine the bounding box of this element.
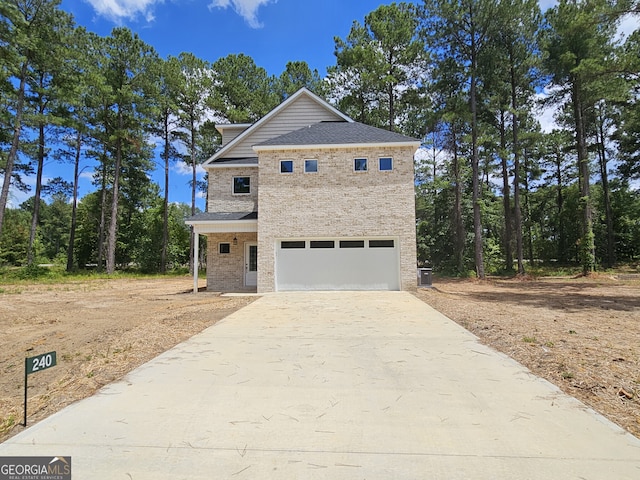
[26,351,57,374]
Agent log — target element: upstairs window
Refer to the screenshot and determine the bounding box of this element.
[233,176,250,195]
[280,160,294,173]
[304,159,318,173]
[354,158,368,172]
[379,157,393,171]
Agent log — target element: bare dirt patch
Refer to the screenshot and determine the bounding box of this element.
[0,277,254,442]
[415,276,640,438]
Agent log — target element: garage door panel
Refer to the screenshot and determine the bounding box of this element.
[276,239,399,291]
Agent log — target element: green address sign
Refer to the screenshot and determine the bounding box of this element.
[26,351,57,374]
[24,351,57,426]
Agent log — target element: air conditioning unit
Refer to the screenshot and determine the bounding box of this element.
[418,268,433,287]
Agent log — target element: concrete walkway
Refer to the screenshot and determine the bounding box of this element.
[1,292,639,479]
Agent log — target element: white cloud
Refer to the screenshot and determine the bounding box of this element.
[175,160,206,176]
[84,0,160,22]
[208,0,275,28]
[79,171,95,181]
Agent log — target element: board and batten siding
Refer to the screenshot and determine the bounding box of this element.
[222,95,346,158]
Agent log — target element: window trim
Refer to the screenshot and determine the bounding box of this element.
[379,157,393,172]
[354,158,368,172]
[232,176,251,195]
[304,159,318,173]
[280,160,294,174]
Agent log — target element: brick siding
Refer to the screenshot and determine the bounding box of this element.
[256,146,417,292]
[205,232,258,291]
[207,167,258,213]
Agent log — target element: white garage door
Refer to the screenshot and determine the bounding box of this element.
[275,238,400,291]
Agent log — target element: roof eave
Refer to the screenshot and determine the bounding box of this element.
[205,163,259,169]
[185,218,258,234]
[253,141,422,152]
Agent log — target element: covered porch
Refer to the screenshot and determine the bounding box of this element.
[185,212,258,293]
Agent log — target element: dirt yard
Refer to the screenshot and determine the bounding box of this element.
[0,277,254,442]
[1,276,638,443]
[415,276,640,438]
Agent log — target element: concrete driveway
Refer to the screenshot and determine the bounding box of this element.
[1,292,639,479]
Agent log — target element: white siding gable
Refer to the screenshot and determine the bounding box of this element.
[218,125,251,147]
[218,94,347,159]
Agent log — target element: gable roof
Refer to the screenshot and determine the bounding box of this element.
[253,121,421,151]
[204,88,352,166]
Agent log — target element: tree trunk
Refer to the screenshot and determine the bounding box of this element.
[106,111,123,274]
[572,80,595,274]
[388,81,394,132]
[27,119,46,266]
[67,131,82,272]
[554,145,566,263]
[596,105,615,268]
[470,58,485,279]
[499,109,513,272]
[523,150,534,265]
[0,62,28,237]
[161,112,170,274]
[97,150,107,272]
[452,126,465,275]
[510,59,524,275]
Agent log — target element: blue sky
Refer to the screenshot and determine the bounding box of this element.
[8,1,637,210]
[9,0,402,210]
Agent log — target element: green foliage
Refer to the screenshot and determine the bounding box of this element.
[0,208,29,265]
[208,53,278,123]
[328,2,427,131]
[277,61,322,99]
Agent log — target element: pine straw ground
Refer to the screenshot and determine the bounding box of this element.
[415,275,640,438]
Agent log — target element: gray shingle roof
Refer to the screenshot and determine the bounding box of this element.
[255,121,419,147]
[187,212,257,222]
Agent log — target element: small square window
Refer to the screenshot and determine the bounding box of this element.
[304,159,318,173]
[379,157,393,171]
[280,160,293,173]
[219,243,230,254]
[354,158,368,171]
[233,176,250,194]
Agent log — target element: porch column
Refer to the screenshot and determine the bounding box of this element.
[193,231,199,294]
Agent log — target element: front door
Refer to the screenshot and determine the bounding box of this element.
[244,243,258,287]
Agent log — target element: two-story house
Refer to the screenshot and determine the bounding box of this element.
[186,88,420,293]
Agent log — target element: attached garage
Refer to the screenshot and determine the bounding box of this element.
[275,238,400,291]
